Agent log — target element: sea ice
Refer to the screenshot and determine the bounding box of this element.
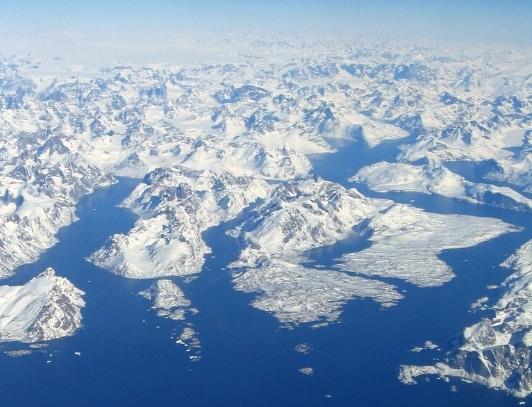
[337,204,518,287]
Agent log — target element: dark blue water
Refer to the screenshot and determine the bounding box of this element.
[0,140,531,406]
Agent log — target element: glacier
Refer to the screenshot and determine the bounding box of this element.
[228,177,517,323]
[232,258,402,325]
[337,204,519,287]
[0,32,531,398]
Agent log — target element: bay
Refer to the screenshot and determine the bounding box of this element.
[0,139,530,406]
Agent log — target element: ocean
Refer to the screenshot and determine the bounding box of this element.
[0,138,530,406]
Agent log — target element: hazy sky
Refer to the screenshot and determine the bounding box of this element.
[1,0,530,45]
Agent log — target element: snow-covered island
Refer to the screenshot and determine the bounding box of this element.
[228,177,517,324]
[352,158,532,211]
[0,32,531,397]
[400,239,532,398]
[87,166,270,278]
[0,268,85,343]
[139,279,201,354]
[139,279,191,321]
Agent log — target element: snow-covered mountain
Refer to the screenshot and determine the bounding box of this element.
[353,158,532,211]
[0,268,85,343]
[1,39,529,264]
[228,176,398,324]
[1,33,531,396]
[87,166,270,278]
[230,175,389,266]
[399,239,532,397]
[0,142,114,277]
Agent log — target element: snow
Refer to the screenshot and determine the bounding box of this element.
[88,167,270,278]
[139,279,192,321]
[353,159,532,211]
[0,32,531,397]
[502,129,527,148]
[0,268,85,343]
[233,259,402,325]
[399,239,532,398]
[337,204,518,287]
